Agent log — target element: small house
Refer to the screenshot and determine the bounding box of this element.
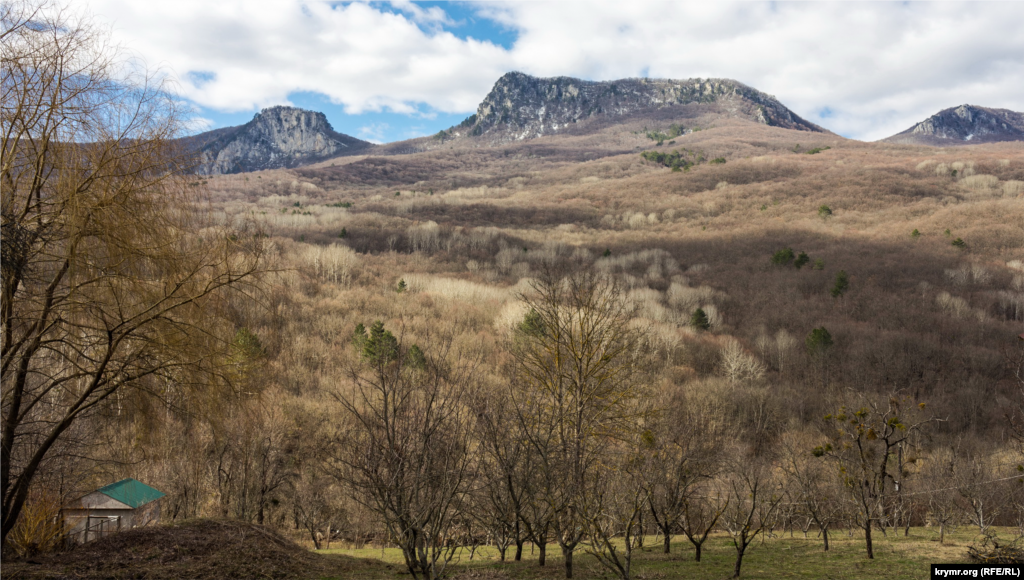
[63,478,165,543]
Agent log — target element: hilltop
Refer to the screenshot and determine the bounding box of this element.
[188,106,372,174]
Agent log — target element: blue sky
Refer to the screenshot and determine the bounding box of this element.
[82,1,1024,142]
[194,1,518,141]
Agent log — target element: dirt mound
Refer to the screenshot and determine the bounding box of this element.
[5,519,360,580]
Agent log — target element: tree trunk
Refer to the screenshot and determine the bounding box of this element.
[694,542,702,562]
[733,543,747,578]
[563,546,573,579]
[538,542,546,566]
[663,532,671,554]
[515,539,523,561]
[822,527,829,552]
[940,522,945,545]
[864,520,874,559]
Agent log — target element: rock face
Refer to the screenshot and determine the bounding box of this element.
[451,72,826,142]
[193,106,371,174]
[883,105,1024,146]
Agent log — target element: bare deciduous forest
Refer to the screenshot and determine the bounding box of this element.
[3,2,1024,579]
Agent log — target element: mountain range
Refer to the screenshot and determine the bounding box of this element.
[881,104,1024,146]
[187,73,1023,174]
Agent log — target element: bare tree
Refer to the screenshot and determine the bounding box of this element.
[330,325,475,580]
[472,383,532,561]
[1,0,267,545]
[923,445,964,545]
[508,269,655,579]
[722,459,784,579]
[780,436,846,551]
[642,383,725,555]
[583,449,650,580]
[816,392,938,559]
[679,482,728,563]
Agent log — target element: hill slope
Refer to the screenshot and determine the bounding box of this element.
[882,104,1024,146]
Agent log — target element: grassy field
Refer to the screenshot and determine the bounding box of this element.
[316,526,993,580]
[317,528,983,580]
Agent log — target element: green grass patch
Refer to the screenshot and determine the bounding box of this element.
[318,527,993,579]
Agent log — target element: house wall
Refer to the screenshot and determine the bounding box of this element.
[62,499,163,544]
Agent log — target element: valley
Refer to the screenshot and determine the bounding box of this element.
[5,56,1024,579]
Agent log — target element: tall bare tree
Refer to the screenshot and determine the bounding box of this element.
[508,269,655,579]
[330,325,475,580]
[722,458,784,579]
[643,383,725,555]
[1,0,267,545]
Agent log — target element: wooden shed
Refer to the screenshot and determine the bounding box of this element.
[63,478,166,543]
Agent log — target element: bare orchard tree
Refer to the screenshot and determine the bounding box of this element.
[679,481,729,563]
[582,446,650,580]
[721,458,785,579]
[508,268,656,579]
[642,383,726,555]
[330,324,476,580]
[471,382,532,562]
[1,0,267,545]
[923,445,964,545]
[780,435,846,551]
[815,392,938,559]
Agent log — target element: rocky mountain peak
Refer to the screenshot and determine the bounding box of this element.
[883,104,1024,145]
[194,106,371,174]
[449,72,826,143]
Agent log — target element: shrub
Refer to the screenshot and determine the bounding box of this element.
[813,259,825,270]
[911,229,920,238]
[396,279,408,293]
[818,205,833,220]
[710,157,726,164]
[794,252,810,269]
[806,327,833,355]
[352,323,368,350]
[362,321,398,364]
[519,308,545,336]
[339,227,348,238]
[690,308,711,331]
[407,344,427,370]
[952,238,967,249]
[830,270,849,297]
[771,248,795,266]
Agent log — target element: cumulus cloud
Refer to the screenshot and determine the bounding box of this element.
[80,0,1023,141]
[84,0,511,114]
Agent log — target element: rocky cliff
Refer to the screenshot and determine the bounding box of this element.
[882,105,1024,146]
[446,72,827,143]
[192,106,372,174]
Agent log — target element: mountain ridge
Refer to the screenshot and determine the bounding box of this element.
[439,72,829,144]
[882,104,1024,146]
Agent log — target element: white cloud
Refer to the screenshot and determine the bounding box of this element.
[388,0,454,29]
[84,0,511,114]
[80,0,1024,141]
[357,122,389,144]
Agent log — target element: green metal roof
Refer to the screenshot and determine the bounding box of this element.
[96,478,165,509]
